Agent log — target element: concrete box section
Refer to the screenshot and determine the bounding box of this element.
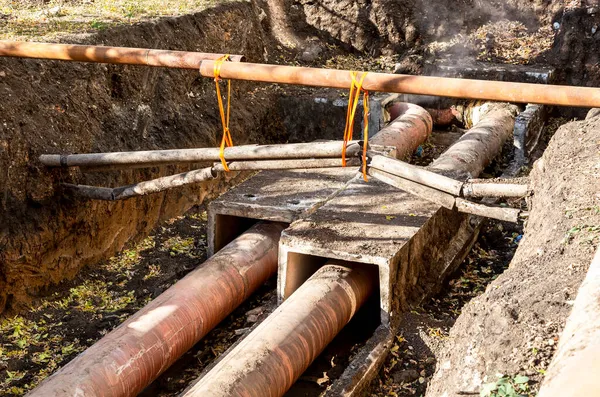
[209,166,478,328]
[207,168,356,256]
[278,175,477,327]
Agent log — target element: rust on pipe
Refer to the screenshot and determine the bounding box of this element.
[370,102,432,160]
[199,61,600,108]
[27,222,285,397]
[181,262,376,397]
[0,41,244,67]
[388,102,459,127]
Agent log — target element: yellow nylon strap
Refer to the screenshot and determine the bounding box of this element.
[214,54,233,171]
[342,71,368,167]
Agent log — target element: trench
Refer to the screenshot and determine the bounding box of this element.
[1,2,598,397]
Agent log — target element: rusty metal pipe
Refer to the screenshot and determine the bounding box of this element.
[370,102,432,160]
[0,41,244,67]
[27,222,285,397]
[198,61,600,108]
[181,262,376,397]
[388,102,459,127]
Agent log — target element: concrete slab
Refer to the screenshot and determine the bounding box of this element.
[207,167,356,255]
[278,175,477,327]
[425,60,555,84]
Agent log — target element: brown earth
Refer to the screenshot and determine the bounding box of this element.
[425,112,600,396]
[1,0,600,395]
[2,0,598,315]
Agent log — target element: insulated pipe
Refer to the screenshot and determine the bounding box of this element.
[369,154,464,196]
[181,262,376,397]
[462,181,529,198]
[63,166,216,200]
[39,141,362,168]
[0,41,244,67]
[61,159,360,201]
[370,102,432,160]
[27,222,285,397]
[198,61,600,108]
[428,106,516,179]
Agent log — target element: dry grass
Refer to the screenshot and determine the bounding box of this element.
[0,0,235,40]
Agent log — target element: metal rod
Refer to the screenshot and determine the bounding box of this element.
[199,61,600,108]
[0,41,244,67]
[181,262,375,397]
[63,167,215,200]
[26,222,285,397]
[40,141,361,168]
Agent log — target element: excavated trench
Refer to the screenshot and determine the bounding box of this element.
[1,1,600,397]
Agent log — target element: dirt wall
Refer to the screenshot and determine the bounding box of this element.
[296,0,561,55]
[426,113,600,395]
[0,3,280,313]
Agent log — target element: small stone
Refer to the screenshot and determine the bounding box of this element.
[392,369,420,384]
[553,22,561,30]
[47,6,62,16]
[419,377,425,384]
[246,306,265,317]
[234,327,250,336]
[0,71,5,77]
[547,339,555,346]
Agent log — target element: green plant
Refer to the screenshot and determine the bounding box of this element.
[480,375,530,397]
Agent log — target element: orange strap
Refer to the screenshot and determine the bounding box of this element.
[214,55,233,171]
[362,90,369,181]
[342,71,369,181]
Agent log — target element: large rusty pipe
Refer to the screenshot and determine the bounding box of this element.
[198,61,600,108]
[181,262,376,397]
[0,41,244,67]
[27,222,285,397]
[370,102,432,160]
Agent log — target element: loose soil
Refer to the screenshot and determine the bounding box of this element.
[424,114,600,396]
